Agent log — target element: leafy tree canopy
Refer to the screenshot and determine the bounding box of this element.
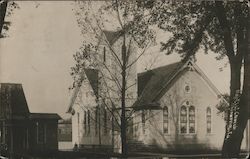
[139,0,249,62]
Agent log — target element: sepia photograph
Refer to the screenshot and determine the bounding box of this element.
[0,0,249,158]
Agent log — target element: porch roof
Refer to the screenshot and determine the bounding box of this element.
[29,113,61,120]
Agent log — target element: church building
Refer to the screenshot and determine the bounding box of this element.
[132,60,250,152]
[67,30,249,153]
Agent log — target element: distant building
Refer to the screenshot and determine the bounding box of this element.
[58,118,72,150]
[0,83,60,158]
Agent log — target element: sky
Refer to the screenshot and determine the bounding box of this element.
[0,1,230,118]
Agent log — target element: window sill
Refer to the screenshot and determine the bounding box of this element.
[178,133,197,137]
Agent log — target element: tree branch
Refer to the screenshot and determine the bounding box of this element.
[215,1,235,62]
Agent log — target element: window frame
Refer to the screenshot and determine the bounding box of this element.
[87,110,91,135]
[188,106,195,134]
[141,110,146,134]
[103,47,106,63]
[104,109,108,135]
[184,84,191,93]
[180,105,188,134]
[84,111,87,135]
[95,107,98,136]
[163,106,169,134]
[206,107,212,134]
[36,122,46,144]
[179,101,196,134]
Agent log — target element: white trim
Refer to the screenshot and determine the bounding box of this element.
[179,105,188,134]
[184,83,191,94]
[192,62,221,96]
[155,60,226,102]
[162,106,170,135]
[206,107,212,135]
[178,101,197,135]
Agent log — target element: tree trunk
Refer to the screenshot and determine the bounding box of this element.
[222,13,250,156]
[247,4,250,123]
[222,60,243,157]
[0,0,7,36]
[120,34,128,158]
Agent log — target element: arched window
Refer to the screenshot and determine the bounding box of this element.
[180,106,187,133]
[104,109,107,134]
[103,47,106,63]
[207,107,212,133]
[141,110,146,134]
[189,106,195,133]
[184,84,191,93]
[77,112,80,125]
[163,106,169,134]
[95,107,98,135]
[87,110,91,134]
[84,111,87,134]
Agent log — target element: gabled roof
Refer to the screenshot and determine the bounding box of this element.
[0,83,61,121]
[136,62,183,107]
[103,30,123,46]
[67,69,98,113]
[0,83,30,118]
[138,62,182,97]
[134,60,222,110]
[84,68,99,97]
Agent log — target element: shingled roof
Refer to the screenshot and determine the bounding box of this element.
[134,60,225,110]
[136,62,183,108]
[29,113,61,120]
[84,68,99,97]
[103,30,124,46]
[0,83,61,121]
[67,69,99,113]
[0,83,30,118]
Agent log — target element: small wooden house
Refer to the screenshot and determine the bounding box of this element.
[0,83,60,158]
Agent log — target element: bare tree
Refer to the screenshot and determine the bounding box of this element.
[70,0,157,157]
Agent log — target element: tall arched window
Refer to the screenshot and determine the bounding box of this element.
[141,110,146,134]
[77,112,80,125]
[87,110,91,134]
[104,109,107,135]
[189,106,195,133]
[163,106,169,134]
[95,107,98,135]
[84,111,87,134]
[103,47,106,63]
[180,106,187,133]
[207,107,212,133]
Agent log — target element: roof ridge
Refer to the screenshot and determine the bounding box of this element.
[137,61,184,103]
[138,61,183,76]
[0,83,22,85]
